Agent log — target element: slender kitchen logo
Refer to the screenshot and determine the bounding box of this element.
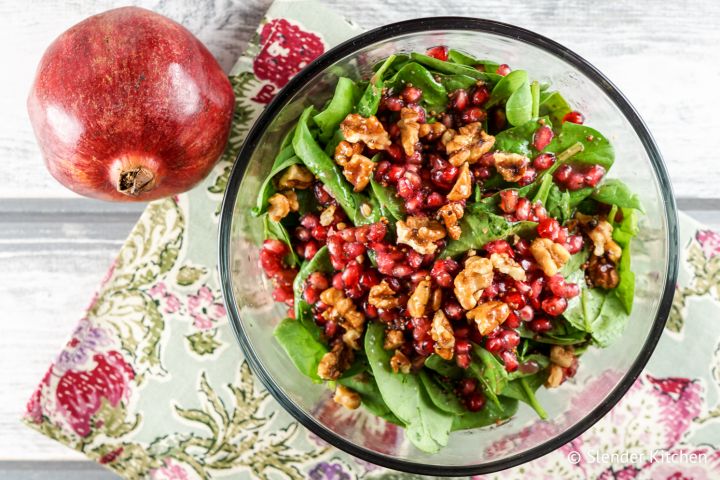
[567,449,708,465]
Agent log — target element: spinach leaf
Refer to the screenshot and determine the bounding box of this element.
[313,77,360,142]
[410,52,489,80]
[531,81,540,119]
[612,208,639,313]
[279,125,297,150]
[506,79,533,126]
[507,353,550,381]
[419,370,466,415]
[434,72,478,92]
[293,107,379,225]
[365,322,453,452]
[293,246,332,320]
[370,178,404,222]
[294,299,323,343]
[451,396,518,431]
[532,172,554,205]
[473,344,509,396]
[386,62,448,112]
[252,150,300,216]
[263,215,299,267]
[487,70,528,108]
[441,207,536,258]
[501,374,548,419]
[539,91,572,127]
[563,286,630,347]
[544,122,614,169]
[274,318,328,382]
[493,116,550,156]
[371,53,411,74]
[545,184,571,223]
[339,373,404,425]
[324,128,345,157]
[447,49,500,76]
[519,318,590,346]
[357,55,396,117]
[424,354,463,379]
[591,179,644,213]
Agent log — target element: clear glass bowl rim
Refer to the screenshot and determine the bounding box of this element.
[218,16,679,476]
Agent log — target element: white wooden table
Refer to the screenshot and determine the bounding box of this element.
[2,0,719,477]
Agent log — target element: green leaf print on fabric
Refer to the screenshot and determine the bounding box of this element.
[186,330,222,355]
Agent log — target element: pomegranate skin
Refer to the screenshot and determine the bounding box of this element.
[27,7,235,201]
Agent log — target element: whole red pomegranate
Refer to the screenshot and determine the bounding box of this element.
[27,7,235,201]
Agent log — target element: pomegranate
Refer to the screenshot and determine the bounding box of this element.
[27,7,235,201]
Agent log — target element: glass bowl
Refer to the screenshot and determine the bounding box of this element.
[218,17,678,476]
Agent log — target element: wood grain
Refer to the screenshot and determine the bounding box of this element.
[2,0,719,465]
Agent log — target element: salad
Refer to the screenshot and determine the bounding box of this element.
[255,46,643,453]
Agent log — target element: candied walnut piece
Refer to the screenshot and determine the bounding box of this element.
[277,164,314,189]
[317,341,355,380]
[442,122,495,166]
[334,140,364,166]
[333,384,361,410]
[267,192,297,222]
[368,280,400,309]
[384,329,405,350]
[545,364,564,388]
[490,252,526,281]
[407,278,431,318]
[396,215,447,255]
[586,255,620,289]
[494,152,529,182]
[550,345,575,368]
[453,256,494,310]
[419,121,447,140]
[588,220,622,263]
[319,288,365,349]
[431,310,455,360]
[320,204,337,227]
[467,301,510,336]
[447,162,472,202]
[530,238,571,277]
[390,349,411,374]
[343,153,375,192]
[438,202,464,240]
[430,288,443,312]
[398,107,421,156]
[340,113,391,150]
[320,287,344,306]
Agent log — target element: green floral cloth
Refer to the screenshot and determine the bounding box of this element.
[23,1,720,478]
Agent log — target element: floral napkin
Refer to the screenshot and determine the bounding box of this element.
[23,0,720,478]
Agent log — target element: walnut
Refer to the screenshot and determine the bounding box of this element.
[586,255,620,289]
[490,252,526,281]
[467,301,510,336]
[438,202,464,240]
[390,349,411,374]
[317,341,355,380]
[342,154,375,192]
[431,310,455,360]
[407,278,431,318]
[340,113,391,150]
[368,280,400,309]
[453,256,494,310]
[419,121,447,140]
[550,345,575,368]
[396,215,446,255]
[442,122,495,166]
[320,204,336,227]
[530,238,571,277]
[446,162,472,202]
[588,220,622,263]
[267,192,298,222]
[319,288,365,349]
[384,330,405,350]
[430,288,443,312]
[334,140,364,166]
[333,384,361,410]
[545,364,564,388]
[277,164,314,190]
[398,107,421,156]
[493,152,529,182]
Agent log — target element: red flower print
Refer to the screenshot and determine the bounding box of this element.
[56,351,135,436]
[253,18,325,89]
[25,366,52,424]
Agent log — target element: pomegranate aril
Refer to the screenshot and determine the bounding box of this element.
[518,305,534,322]
[304,241,319,260]
[455,339,472,355]
[313,183,333,206]
[466,392,486,411]
[542,296,568,316]
[451,89,469,111]
[532,125,554,151]
[459,377,478,396]
[529,317,552,333]
[363,301,378,318]
[554,164,572,183]
[461,106,485,123]
[515,197,531,220]
[272,285,294,304]
[533,153,556,170]
[263,239,288,256]
[325,320,338,338]
[584,164,606,187]
[426,192,445,208]
[496,64,511,76]
[402,85,423,103]
[505,311,521,329]
[566,172,586,191]
[503,291,526,310]
[368,222,387,242]
[456,352,471,369]
[485,336,503,353]
[359,270,380,289]
[500,350,519,372]
[303,286,320,304]
[426,45,449,61]
[533,203,548,221]
[332,272,343,290]
[343,242,365,259]
[565,235,584,254]
[563,110,585,124]
[443,300,464,321]
[499,189,519,213]
[307,272,329,291]
[392,264,413,277]
[387,165,406,183]
[518,167,537,186]
[484,239,513,256]
[471,85,490,105]
[537,218,561,240]
[415,338,434,356]
[381,96,404,112]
